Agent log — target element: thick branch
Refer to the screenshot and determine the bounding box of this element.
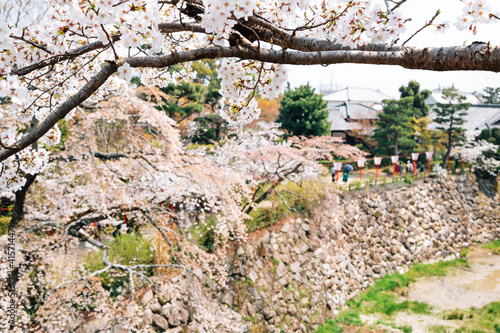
[2,43,499,162]
[0,63,117,161]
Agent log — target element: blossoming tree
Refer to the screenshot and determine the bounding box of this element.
[1,0,500,331]
[0,0,500,192]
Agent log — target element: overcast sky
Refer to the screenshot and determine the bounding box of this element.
[288,0,500,98]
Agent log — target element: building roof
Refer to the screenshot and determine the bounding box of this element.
[428,104,500,133]
[329,102,380,120]
[328,102,379,134]
[425,90,481,106]
[323,87,392,104]
[328,111,363,132]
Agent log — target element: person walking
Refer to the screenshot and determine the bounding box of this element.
[331,164,336,182]
[407,160,413,174]
[343,164,353,182]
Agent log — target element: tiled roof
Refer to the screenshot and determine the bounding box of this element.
[428,104,500,133]
[323,87,391,103]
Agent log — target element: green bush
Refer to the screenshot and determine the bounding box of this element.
[317,319,344,333]
[404,174,416,185]
[85,232,155,296]
[479,129,491,140]
[0,216,9,236]
[190,218,217,252]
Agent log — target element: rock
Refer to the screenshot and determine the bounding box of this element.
[140,289,154,306]
[148,302,162,313]
[152,314,169,331]
[290,261,301,273]
[277,262,287,277]
[168,311,181,327]
[179,307,189,324]
[76,318,111,333]
[140,309,153,328]
[248,268,258,282]
[263,308,276,320]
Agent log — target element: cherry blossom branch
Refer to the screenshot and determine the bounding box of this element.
[2,43,500,163]
[402,10,441,46]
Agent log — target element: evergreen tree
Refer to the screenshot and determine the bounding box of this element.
[373,97,417,156]
[433,90,470,168]
[481,87,500,104]
[277,85,330,137]
[398,80,431,118]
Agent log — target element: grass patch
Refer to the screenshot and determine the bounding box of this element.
[336,309,363,326]
[317,319,344,333]
[405,259,469,280]
[85,232,155,296]
[483,239,500,254]
[246,179,325,233]
[376,320,413,333]
[318,258,470,332]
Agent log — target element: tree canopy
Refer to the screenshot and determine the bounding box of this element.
[399,80,431,118]
[372,97,417,156]
[433,90,470,168]
[0,1,500,191]
[481,87,500,104]
[277,85,330,138]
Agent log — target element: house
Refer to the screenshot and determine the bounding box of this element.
[324,87,391,145]
[428,104,500,135]
[425,90,481,106]
[323,87,391,110]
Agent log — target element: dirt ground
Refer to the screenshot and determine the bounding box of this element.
[408,248,500,310]
[361,248,500,333]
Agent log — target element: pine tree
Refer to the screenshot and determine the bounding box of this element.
[481,87,500,104]
[398,80,431,118]
[373,97,417,156]
[277,85,330,137]
[433,90,470,168]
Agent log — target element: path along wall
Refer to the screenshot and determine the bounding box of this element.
[225,174,500,332]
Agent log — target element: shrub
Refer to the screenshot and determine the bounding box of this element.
[404,174,415,185]
[0,216,9,236]
[85,232,155,296]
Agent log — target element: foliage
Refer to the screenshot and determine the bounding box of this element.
[433,89,470,168]
[85,233,155,294]
[483,239,500,254]
[246,179,324,232]
[277,85,330,138]
[190,218,217,252]
[404,174,415,185]
[329,258,469,331]
[481,87,500,104]
[257,97,281,123]
[0,216,9,236]
[373,97,418,156]
[317,319,344,333]
[399,80,431,118]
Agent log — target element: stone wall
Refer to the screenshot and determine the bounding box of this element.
[123,174,499,333]
[225,174,500,332]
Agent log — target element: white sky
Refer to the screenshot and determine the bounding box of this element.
[288,0,500,98]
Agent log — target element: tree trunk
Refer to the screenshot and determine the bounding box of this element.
[442,130,453,169]
[9,173,37,230]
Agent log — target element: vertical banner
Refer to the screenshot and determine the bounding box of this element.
[425,151,433,172]
[334,162,343,182]
[357,159,366,182]
[374,157,382,182]
[411,153,419,174]
[391,155,399,176]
